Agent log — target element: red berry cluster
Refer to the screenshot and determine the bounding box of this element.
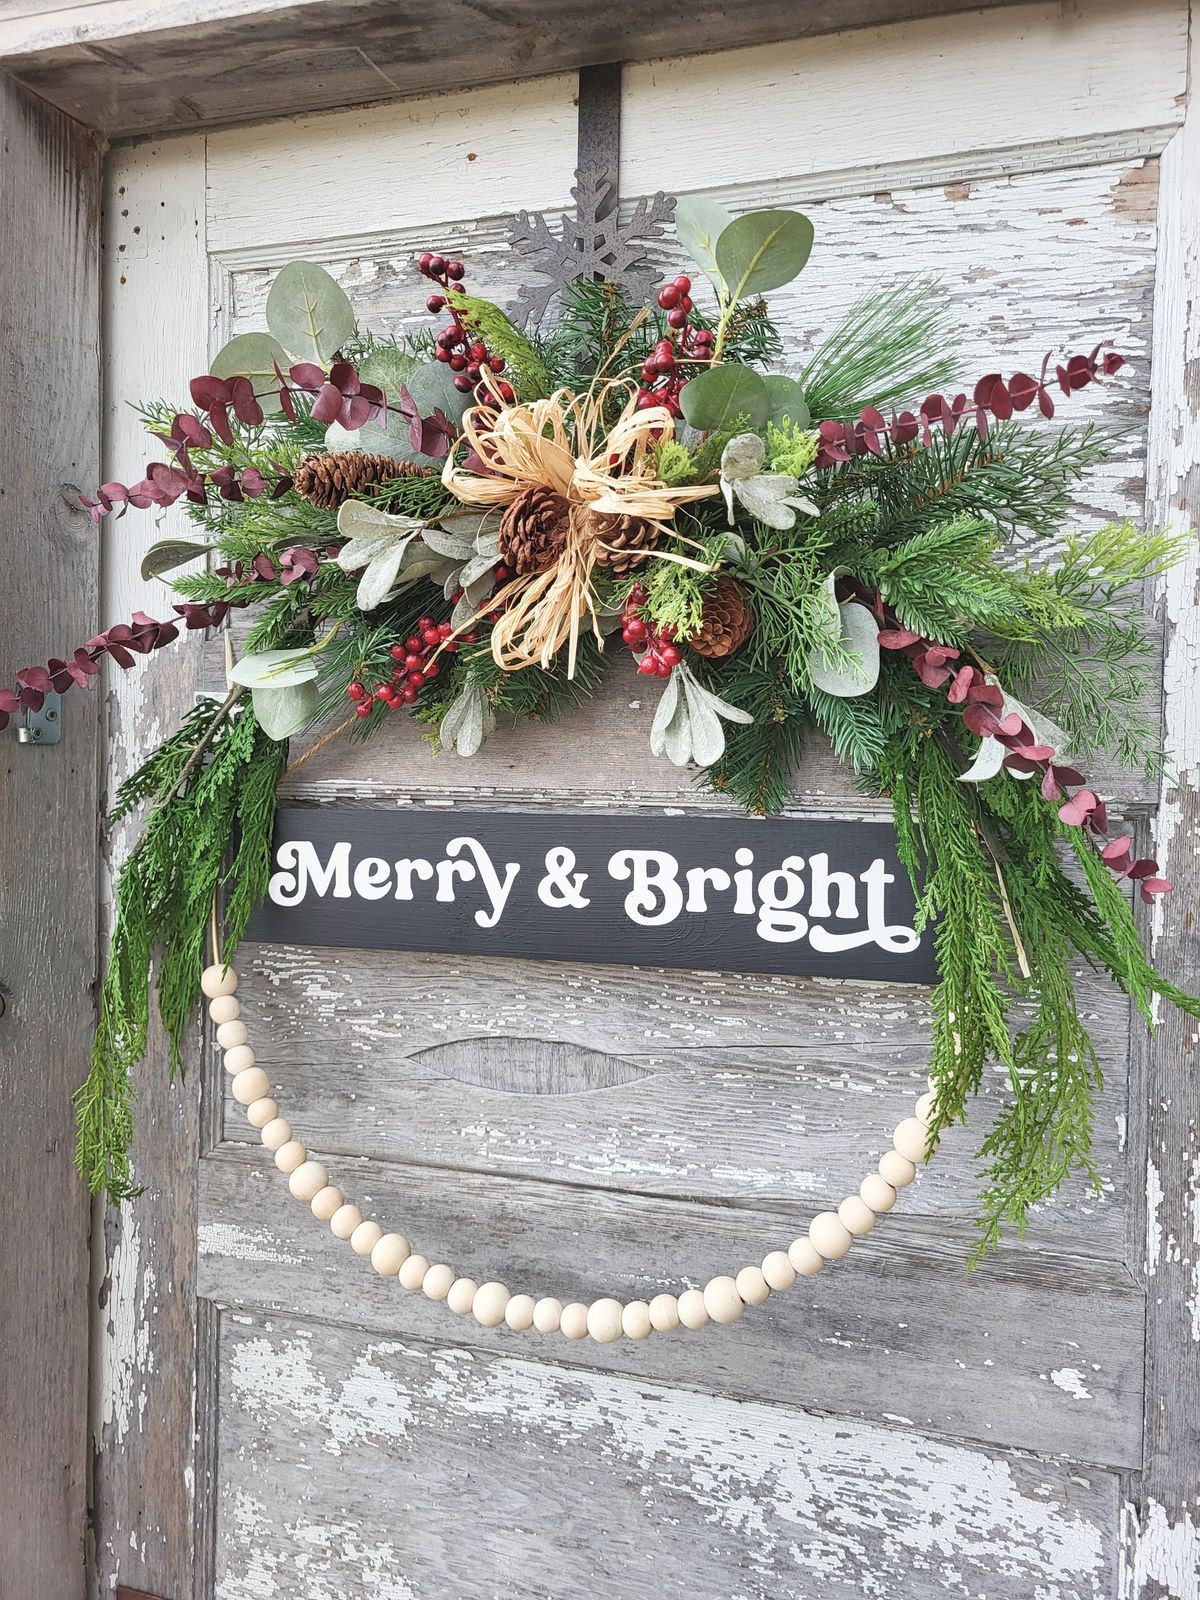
[621,584,681,677]
[346,615,467,717]
[418,252,516,406]
[636,274,715,416]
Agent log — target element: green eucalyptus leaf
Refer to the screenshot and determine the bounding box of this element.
[763,374,810,428]
[679,363,769,432]
[324,410,412,455]
[265,260,356,365]
[808,601,880,698]
[139,539,217,581]
[715,209,814,299]
[673,195,734,289]
[210,331,290,418]
[228,648,319,690]
[251,679,320,741]
[358,344,420,399]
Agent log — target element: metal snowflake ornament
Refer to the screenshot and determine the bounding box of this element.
[505,163,676,328]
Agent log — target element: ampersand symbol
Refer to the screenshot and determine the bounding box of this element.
[538,847,591,909]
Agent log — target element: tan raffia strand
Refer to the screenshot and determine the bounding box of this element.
[443,378,718,677]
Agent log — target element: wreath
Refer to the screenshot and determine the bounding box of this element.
[11,193,1196,1270]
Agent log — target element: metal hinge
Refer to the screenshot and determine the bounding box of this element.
[14,690,61,744]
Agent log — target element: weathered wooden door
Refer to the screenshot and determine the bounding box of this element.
[91,6,1200,1596]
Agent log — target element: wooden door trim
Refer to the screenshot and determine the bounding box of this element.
[0,70,103,1600]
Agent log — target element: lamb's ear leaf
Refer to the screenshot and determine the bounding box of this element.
[266,260,356,365]
[250,679,320,741]
[649,670,681,757]
[682,675,727,767]
[140,539,217,581]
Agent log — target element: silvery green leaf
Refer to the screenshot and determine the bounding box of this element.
[674,194,735,289]
[250,679,320,741]
[440,681,493,757]
[266,261,356,365]
[732,473,808,530]
[958,735,1008,784]
[681,670,754,725]
[648,670,681,758]
[720,432,767,481]
[663,697,694,766]
[719,532,748,566]
[808,565,849,650]
[355,542,412,610]
[420,524,476,560]
[807,601,880,698]
[210,332,289,418]
[681,675,727,767]
[337,500,427,541]
[1006,693,1071,757]
[228,648,319,690]
[452,592,477,626]
[458,552,498,589]
[325,410,412,455]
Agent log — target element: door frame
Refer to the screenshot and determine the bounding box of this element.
[1,5,1197,1596]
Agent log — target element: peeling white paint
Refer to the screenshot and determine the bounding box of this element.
[1049,1369,1094,1402]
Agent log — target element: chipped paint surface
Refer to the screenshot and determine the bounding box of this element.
[215,1318,1115,1600]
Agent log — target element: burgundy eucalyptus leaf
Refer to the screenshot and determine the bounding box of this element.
[1139,876,1173,901]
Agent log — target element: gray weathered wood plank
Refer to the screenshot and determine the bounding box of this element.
[197,1147,1146,1468]
[212,1308,1121,1600]
[0,70,101,1600]
[0,0,1029,138]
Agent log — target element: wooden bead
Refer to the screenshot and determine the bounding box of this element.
[893,1117,932,1164]
[245,1097,278,1130]
[223,1044,256,1076]
[310,1185,343,1221]
[879,1150,917,1189]
[260,1117,292,1152]
[370,1232,410,1277]
[809,1211,853,1260]
[761,1250,797,1292]
[703,1276,744,1325]
[231,1066,269,1106]
[915,1090,936,1124]
[330,1204,362,1240]
[201,963,238,999]
[559,1302,589,1340]
[648,1293,680,1333]
[586,1298,624,1344]
[677,1288,709,1330]
[533,1297,563,1334]
[787,1237,824,1276]
[422,1263,455,1301]
[446,1277,479,1315]
[838,1195,876,1236]
[505,1294,536,1331]
[208,995,240,1025]
[473,1282,511,1328]
[274,1139,307,1174]
[735,1266,770,1306]
[398,1253,430,1291]
[621,1301,652,1341]
[350,1220,383,1257]
[216,1019,248,1049]
[860,1174,897,1214]
[288,1161,327,1203]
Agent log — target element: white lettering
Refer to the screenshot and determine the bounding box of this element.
[756,857,808,942]
[353,856,392,901]
[446,836,521,928]
[685,866,731,912]
[268,840,351,907]
[608,850,683,926]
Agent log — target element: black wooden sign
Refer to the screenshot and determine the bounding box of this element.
[248,807,936,984]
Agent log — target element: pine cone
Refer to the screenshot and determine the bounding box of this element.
[580,506,659,576]
[499,486,572,576]
[292,452,430,510]
[690,575,754,658]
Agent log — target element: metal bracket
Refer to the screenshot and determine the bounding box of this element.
[16,690,62,744]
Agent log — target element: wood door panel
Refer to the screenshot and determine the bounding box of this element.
[210,1310,1121,1600]
[218,943,1131,1250]
[197,1151,1144,1467]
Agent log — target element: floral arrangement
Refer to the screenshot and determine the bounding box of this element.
[13,197,1196,1258]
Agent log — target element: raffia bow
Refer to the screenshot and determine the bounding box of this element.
[441,381,717,675]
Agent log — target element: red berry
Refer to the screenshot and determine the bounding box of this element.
[406,635,422,651]
[659,644,682,666]
[446,260,465,280]
[418,617,434,629]
[636,389,659,410]
[637,655,658,676]
[675,274,691,293]
[497,381,515,404]
[493,564,511,584]
[488,356,506,373]
[355,701,374,718]
[429,254,446,276]
[435,347,451,363]
[427,294,445,312]
[453,374,472,392]
[667,307,688,329]
[422,626,441,645]
[469,342,488,361]
[438,621,453,637]
[449,352,467,371]
[623,619,647,644]
[423,661,441,679]
[390,644,405,660]
[680,295,693,313]
[404,652,422,670]
[462,632,480,644]
[418,252,433,271]
[466,362,481,381]
[658,284,681,309]
[401,685,418,703]
[408,670,426,687]
[347,681,366,701]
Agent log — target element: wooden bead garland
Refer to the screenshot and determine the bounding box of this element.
[213,961,940,1345]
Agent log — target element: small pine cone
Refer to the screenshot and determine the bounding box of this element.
[292,452,430,509]
[580,506,660,576]
[690,575,754,659]
[499,485,572,576]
